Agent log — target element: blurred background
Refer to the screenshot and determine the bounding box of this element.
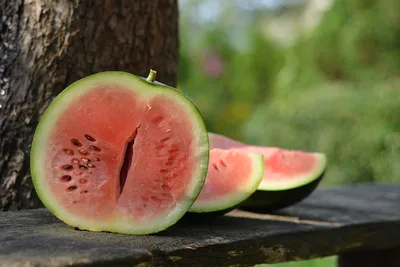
[178,0,399,266]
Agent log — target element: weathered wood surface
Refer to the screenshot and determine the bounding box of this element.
[272,183,400,224]
[0,183,399,267]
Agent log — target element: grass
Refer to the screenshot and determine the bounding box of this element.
[256,256,337,267]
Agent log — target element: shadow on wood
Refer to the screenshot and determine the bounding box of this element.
[338,246,400,267]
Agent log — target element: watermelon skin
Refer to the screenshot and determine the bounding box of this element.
[239,172,325,213]
[180,207,237,223]
[208,132,327,212]
[30,71,209,235]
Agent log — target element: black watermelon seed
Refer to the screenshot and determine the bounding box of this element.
[71,139,82,147]
[61,175,72,182]
[67,185,77,191]
[84,134,96,142]
[79,165,88,170]
[89,145,101,152]
[62,165,73,170]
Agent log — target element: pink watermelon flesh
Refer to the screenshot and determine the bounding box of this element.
[197,149,256,201]
[208,133,326,190]
[47,85,197,223]
[189,148,263,213]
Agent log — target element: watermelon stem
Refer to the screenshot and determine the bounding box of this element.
[146,69,157,83]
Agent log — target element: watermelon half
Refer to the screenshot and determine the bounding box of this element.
[30,70,209,235]
[188,148,264,215]
[208,133,327,212]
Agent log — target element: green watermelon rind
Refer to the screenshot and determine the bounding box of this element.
[30,71,209,235]
[188,152,264,213]
[257,153,327,191]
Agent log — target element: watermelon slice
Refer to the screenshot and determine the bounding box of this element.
[30,70,209,235]
[188,148,264,215]
[208,132,327,212]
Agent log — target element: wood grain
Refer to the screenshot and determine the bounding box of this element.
[1,183,399,267]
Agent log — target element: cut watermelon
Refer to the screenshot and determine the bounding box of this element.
[188,148,264,215]
[208,132,327,212]
[30,70,209,235]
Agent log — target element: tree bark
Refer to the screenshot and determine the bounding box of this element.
[0,0,179,211]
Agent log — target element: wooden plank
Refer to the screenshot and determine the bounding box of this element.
[273,183,400,224]
[0,183,399,267]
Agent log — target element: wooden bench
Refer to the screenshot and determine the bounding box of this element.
[1,183,399,267]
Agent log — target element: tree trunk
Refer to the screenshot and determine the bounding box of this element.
[0,0,179,211]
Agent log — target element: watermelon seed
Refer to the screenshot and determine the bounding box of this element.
[73,170,82,176]
[212,163,219,171]
[151,196,162,205]
[79,149,88,155]
[220,159,227,167]
[168,147,180,153]
[80,190,88,194]
[71,139,82,147]
[61,175,72,182]
[166,129,171,133]
[151,184,160,190]
[164,173,178,181]
[160,137,170,143]
[87,163,95,168]
[152,116,164,124]
[167,155,176,161]
[84,134,96,142]
[79,179,87,184]
[63,149,74,155]
[161,192,171,199]
[161,184,170,190]
[79,165,88,171]
[67,185,77,191]
[81,158,90,163]
[89,145,101,152]
[62,164,73,170]
[93,157,100,161]
[156,144,166,150]
[72,158,79,164]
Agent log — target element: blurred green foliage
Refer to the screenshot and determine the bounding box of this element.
[257,256,336,267]
[284,0,400,86]
[245,81,400,186]
[179,26,285,140]
[178,2,399,266]
[179,0,400,188]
